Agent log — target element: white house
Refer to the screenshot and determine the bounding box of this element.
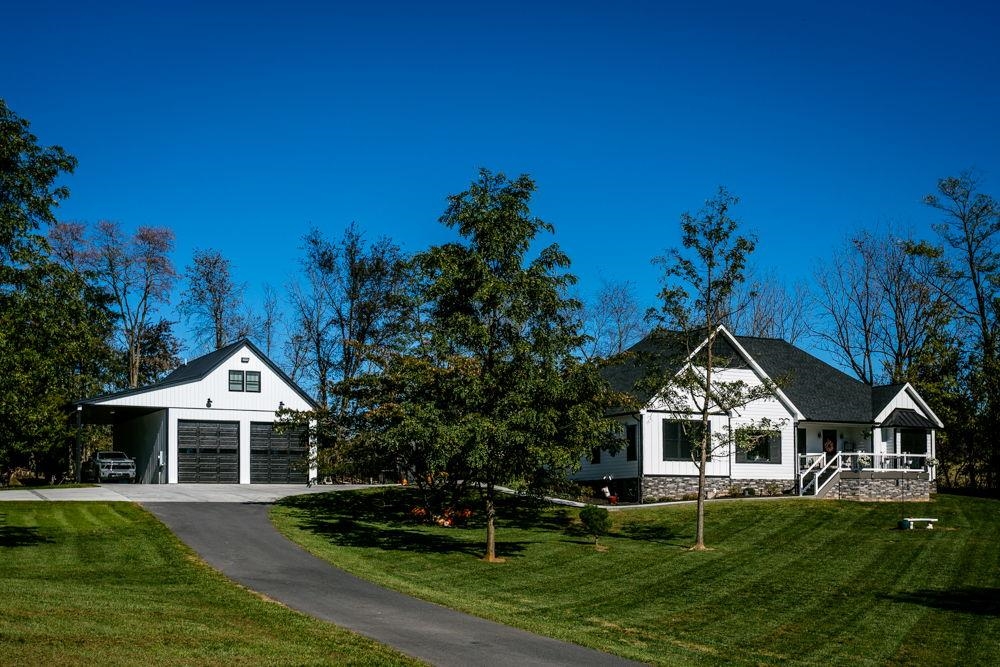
[76,339,317,484]
[575,326,942,502]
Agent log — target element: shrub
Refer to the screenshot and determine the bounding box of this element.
[727,484,743,497]
[764,482,784,497]
[579,505,612,545]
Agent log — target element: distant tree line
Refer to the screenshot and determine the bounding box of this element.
[2,97,997,509]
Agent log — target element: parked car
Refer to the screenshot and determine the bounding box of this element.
[88,451,136,483]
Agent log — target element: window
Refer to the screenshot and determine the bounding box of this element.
[625,424,638,462]
[590,446,601,464]
[229,370,244,392]
[246,371,261,393]
[663,420,709,461]
[737,429,782,464]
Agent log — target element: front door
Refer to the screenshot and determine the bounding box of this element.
[822,429,838,461]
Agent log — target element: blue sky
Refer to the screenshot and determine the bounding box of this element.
[4,0,999,360]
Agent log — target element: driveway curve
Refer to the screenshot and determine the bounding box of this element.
[145,501,641,667]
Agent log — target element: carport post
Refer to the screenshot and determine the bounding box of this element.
[75,405,82,483]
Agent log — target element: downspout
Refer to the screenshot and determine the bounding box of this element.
[635,412,644,504]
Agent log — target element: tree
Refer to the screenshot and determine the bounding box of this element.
[580,279,645,360]
[646,187,775,550]
[364,169,616,561]
[285,224,415,479]
[0,100,115,482]
[0,98,76,266]
[728,269,809,344]
[579,505,612,546]
[180,248,254,351]
[89,221,176,388]
[917,172,1000,490]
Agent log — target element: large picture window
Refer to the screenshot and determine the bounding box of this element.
[663,420,709,461]
[736,429,782,464]
[229,370,244,392]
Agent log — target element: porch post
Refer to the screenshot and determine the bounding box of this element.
[74,405,82,483]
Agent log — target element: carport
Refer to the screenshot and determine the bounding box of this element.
[73,403,167,484]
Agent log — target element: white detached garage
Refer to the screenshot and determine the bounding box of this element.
[76,339,318,484]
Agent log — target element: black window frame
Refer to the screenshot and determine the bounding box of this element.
[662,420,710,461]
[229,370,245,392]
[736,428,782,464]
[625,424,638,462]
[245,370,261,393]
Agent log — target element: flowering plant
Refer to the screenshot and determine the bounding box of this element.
[926,457,939,467]
[857,454,872,468]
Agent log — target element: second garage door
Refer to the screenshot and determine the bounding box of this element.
[177,420,240,483]
[250,422,308,483]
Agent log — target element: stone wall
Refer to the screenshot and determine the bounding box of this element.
[641,475,794,501]
[825,471,931,502]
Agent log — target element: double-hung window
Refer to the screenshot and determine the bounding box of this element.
[229,370,245,392]
[245,371,261,392]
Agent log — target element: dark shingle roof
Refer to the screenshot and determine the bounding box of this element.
[733,336,873,422]
[881,408,938,429]
[604,330,918,425]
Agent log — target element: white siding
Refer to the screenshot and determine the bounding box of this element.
[873,385,938,425]
[93,344,313,413]
[642,367,796,481]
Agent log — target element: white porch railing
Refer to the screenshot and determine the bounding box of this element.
[798,453,932,496]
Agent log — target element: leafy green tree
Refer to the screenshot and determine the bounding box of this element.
[646,187,776,550]
[0,99,115,482]
[0,99,76,266]
[364,169,616,561]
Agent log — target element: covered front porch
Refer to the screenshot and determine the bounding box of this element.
[797,414,937,498]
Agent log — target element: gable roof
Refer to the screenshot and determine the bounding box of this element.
[78,338,318,409]
[606,329,937,426]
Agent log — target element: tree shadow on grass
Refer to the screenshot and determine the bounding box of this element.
[0,523,51,548]
[277,489,531,558]
[882,587,1000,616]
[617,522,687,546]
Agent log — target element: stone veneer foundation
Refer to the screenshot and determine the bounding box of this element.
[581,471,933,503]
[824,471,931,502]
[640,475,794,500]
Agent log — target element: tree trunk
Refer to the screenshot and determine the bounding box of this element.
[693,327,714,551]
[483,487,502,562]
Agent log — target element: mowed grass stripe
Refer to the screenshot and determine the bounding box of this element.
[272,489,1000,666]
[0,502,421,666]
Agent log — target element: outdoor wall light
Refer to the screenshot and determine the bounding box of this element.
[206,398,212,408]
[278,401,284,411]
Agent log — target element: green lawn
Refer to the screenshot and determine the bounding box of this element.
[0,502,421,666]
[271,489,1000,666]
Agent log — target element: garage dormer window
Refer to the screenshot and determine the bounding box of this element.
[246,371,261,393]
[229,370,244,392]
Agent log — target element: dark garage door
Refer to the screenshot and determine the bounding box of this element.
[177,420,240,483]
[250,422,308,483]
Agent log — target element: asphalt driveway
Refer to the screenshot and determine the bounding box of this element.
[146,501,639,667]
